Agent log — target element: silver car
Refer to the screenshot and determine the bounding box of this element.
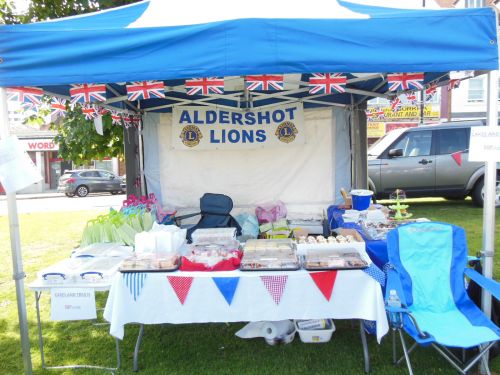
[368,121,500,207]
[57,169,125,197]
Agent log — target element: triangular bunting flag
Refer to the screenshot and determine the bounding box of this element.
[212,277,240,305]
[309,271,338,301]
[260,275,288,305]
[451,151,462,166]
[167,276,194,305]
[123,272,147,302]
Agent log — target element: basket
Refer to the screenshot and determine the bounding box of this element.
[295,319,335,343]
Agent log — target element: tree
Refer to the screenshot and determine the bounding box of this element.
[52,106,125,166]
[0,0,20,24]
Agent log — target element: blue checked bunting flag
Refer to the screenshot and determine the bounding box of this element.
[362,263,386,286]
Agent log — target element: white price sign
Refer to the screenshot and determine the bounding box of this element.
[469,128,500,162]
[51,288,97,321]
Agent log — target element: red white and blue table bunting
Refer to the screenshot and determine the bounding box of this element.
[104,269,388,343]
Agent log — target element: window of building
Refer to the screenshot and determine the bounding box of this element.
[467,77,484,103]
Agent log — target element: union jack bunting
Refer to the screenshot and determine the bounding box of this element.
[126,81,165,101]
[390,97,402,112]
[111,111,122,125]
[245,75,284,91]
[309,73,347,94]
[185,77,224,95]
[425,83,438,101]
[373,107,385,119]
[70,83,107,104]
[405,91,418,105]
[7,87,44,106]
[448,79,461,91]
[122,115,133,128]
[365,109,373,120]
[50,97,67,118]
[81,104,98,120]
[387,73,424,92]
[131,115,141,128]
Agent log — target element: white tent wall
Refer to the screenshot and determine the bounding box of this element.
[142,108,352,218]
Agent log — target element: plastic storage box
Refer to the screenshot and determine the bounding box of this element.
[295,319,335,343]
[191,228,237,244]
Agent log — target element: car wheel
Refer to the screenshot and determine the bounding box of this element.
[472,177,500,207]
[65,193,75,197]
[76,185,89,197]
[111,191,118,195]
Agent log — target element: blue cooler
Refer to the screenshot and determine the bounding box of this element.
[350,189,373,211]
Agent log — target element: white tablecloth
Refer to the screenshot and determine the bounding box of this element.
[104,269,388,342]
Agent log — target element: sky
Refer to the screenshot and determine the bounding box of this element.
[12,0,30,13]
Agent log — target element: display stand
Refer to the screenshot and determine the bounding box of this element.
[30,282,121,374]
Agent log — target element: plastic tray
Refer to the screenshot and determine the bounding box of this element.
[119,254,180,273]
[302,251,368,271]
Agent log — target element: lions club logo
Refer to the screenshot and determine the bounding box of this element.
[180,125,203,147]
[275,121,298,144]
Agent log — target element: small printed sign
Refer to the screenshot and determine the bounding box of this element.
[50,288,97,321]
[469,128,500,162]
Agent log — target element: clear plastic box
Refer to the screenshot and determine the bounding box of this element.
[191,228,237,244]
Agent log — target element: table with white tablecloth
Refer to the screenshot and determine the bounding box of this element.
[104,268,388,371]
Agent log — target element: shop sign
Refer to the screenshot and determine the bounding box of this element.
[469,128,500,162]
[172,103,305,150]
[18,139,59,151]
[367,122,385,138]
[51,288,96,321]
[385,123,419,133]
[367,105,440,122]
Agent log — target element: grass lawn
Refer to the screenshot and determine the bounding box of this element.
[0,199,498,374]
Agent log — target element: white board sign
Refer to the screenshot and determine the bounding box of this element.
[469,128,500,162]
[172,103,305,150]
[51,288,97,321]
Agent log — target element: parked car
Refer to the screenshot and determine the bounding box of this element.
[368,121,500,207]
[58,169,125,197]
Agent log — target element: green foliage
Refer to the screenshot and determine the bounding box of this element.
[0,0,19,24]
[52,105,124,166]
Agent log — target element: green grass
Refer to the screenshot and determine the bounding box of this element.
[0,200,498,374]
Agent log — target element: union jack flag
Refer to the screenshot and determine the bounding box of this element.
[245,75,284,91]
[122,115,133,128]
[390,97,402,112]
[387,73,424,92]
[309,73,347,94]
[373,107,385,119]
[185,77,224,95]
[111,111,122,125]
[405,91,418,105]
[126,81,165,101]
[81,104,98,120]
[425,83,437,101]
[50,97,67,118]
[448,79,461,91]
[365,109,373,120]
[7,87,44,106]
[70,83,107,104]
[131,115,141,129]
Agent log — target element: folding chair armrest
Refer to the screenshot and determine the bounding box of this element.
[386,305,409,314]
[465,268,500,300]
[174,212,201,227]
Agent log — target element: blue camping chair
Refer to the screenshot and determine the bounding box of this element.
[385,222,500,375]
[175,193,242,243]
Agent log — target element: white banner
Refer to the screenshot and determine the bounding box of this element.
[172,103,305,150]
[50,288,97,321]
[469,128,500,162]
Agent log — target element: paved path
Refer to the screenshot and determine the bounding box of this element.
[0,192,126,215]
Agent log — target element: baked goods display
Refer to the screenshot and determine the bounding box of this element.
[361,220,411,240]
[302,249,368,270]
[120,253,180,272]
[240,239,300,270]
[297,234,355,245]
[180,242,242,271]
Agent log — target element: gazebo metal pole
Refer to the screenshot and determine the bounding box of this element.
[0,87,33,374]
[480,69,498,374]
